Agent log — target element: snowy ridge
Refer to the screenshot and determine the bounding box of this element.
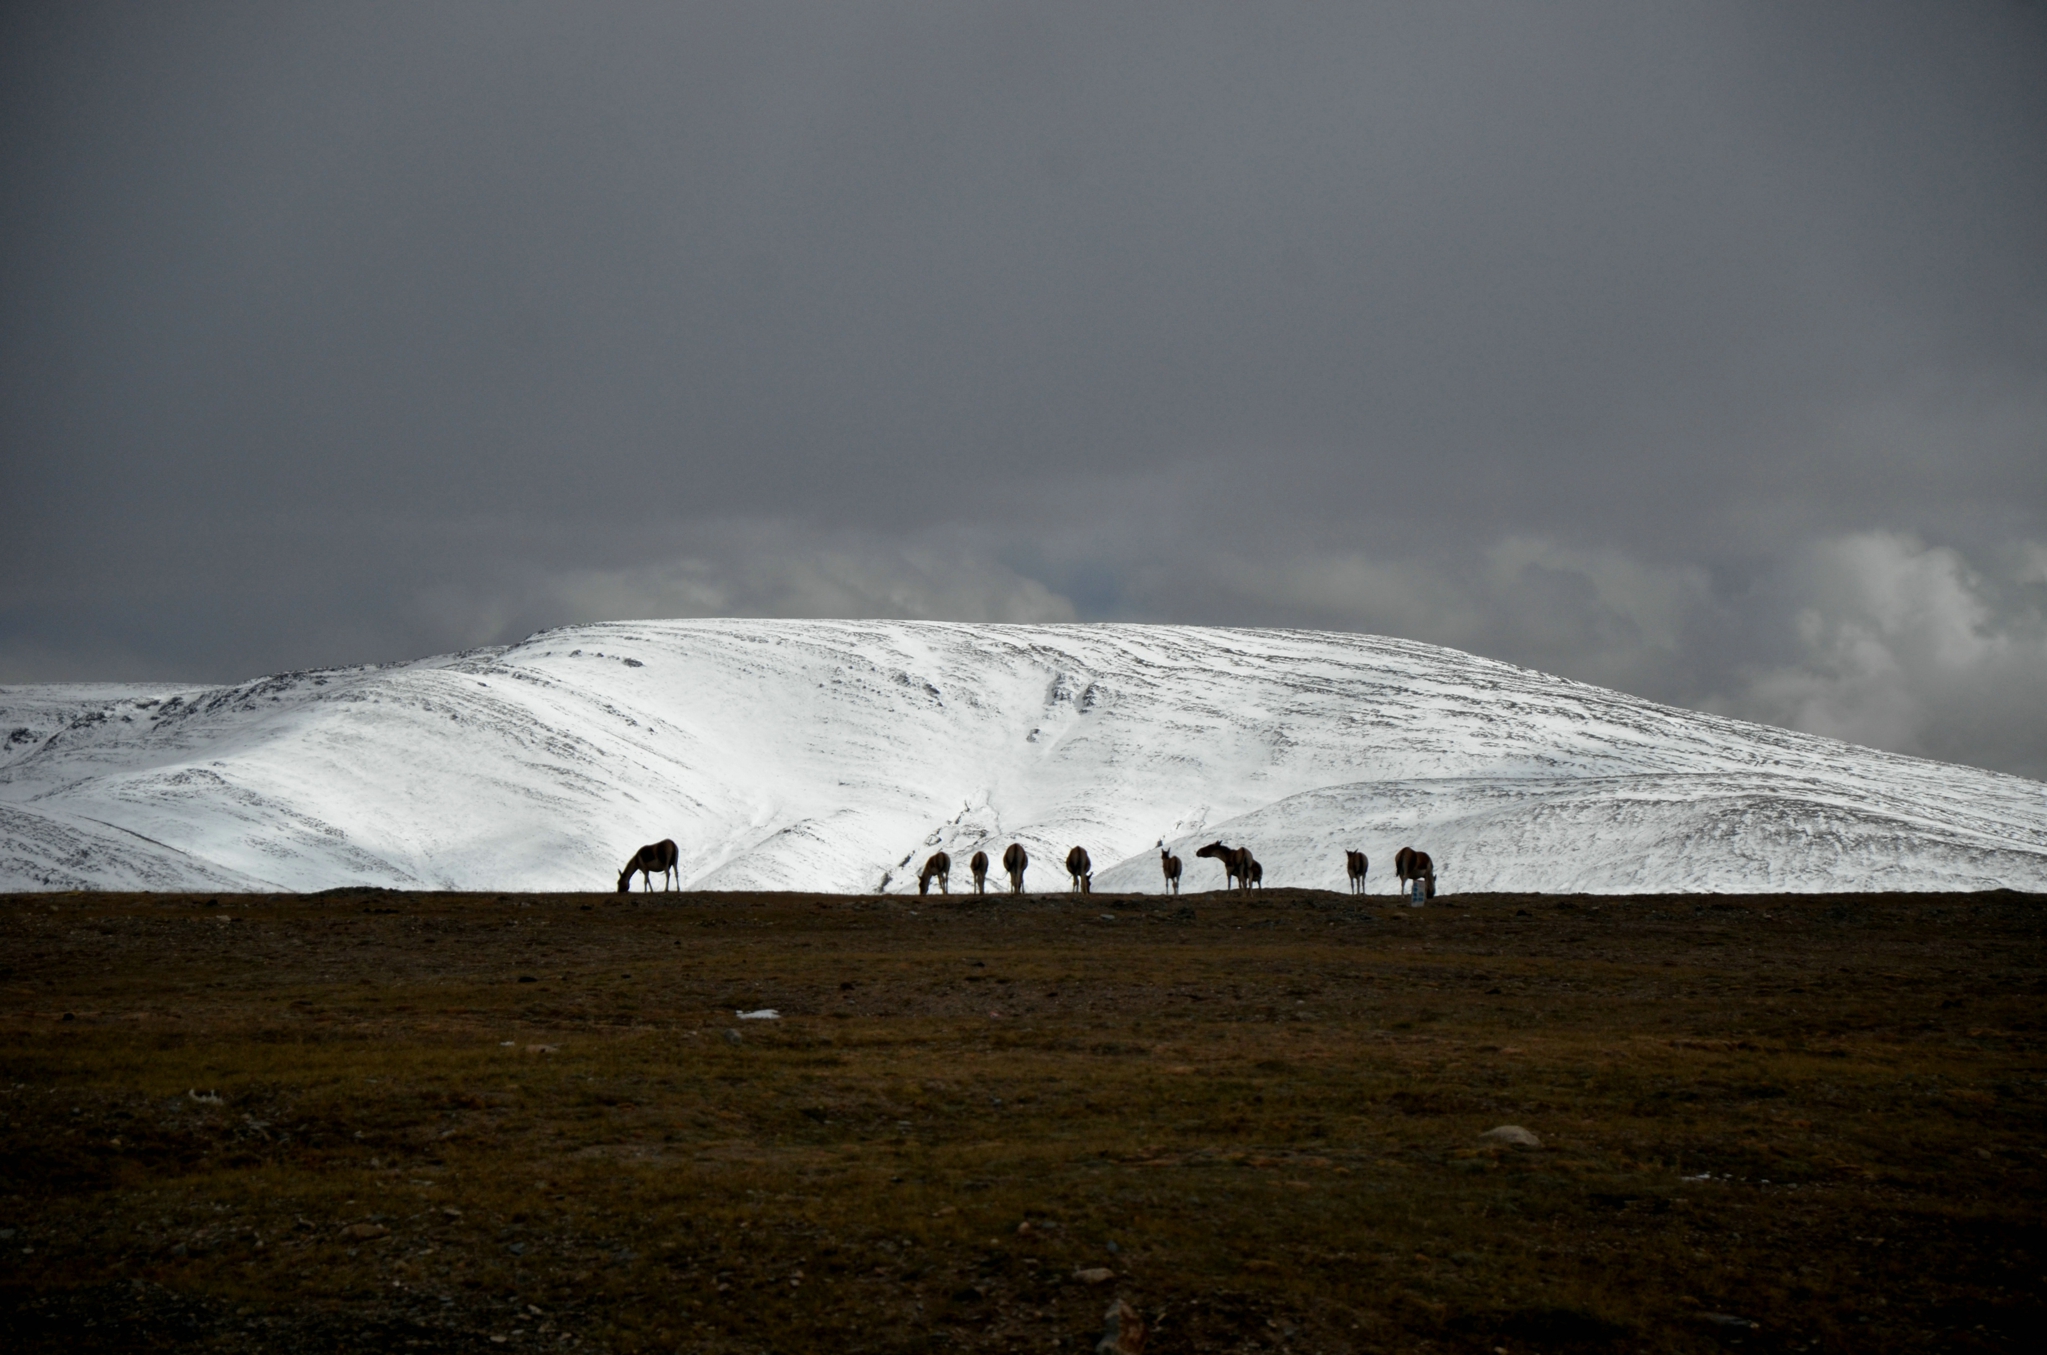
[1,620,2042,894]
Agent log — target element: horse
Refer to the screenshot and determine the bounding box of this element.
[1003,842,1028,893]
[617,839,679,893]
[969,850,989,894]
[1394,846,1435,900]
[1159,841,1182,895]
[918,851,951,895]
[1247,856,1263,888]
[1345,850,1368,894]
[1066,845,1092,893]
[1195,840,1253,891]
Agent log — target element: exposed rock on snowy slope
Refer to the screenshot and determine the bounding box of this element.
[2,621,2042,894]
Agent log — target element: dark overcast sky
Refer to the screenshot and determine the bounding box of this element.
[4,2,2044,777]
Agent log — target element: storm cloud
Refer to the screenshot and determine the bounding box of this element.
[4,3,2044,775]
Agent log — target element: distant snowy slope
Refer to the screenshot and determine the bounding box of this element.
[2,620,2042,893]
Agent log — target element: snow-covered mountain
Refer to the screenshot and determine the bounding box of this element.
[3,620,2043,895]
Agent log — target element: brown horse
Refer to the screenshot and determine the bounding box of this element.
[918,851,951,895]
[1195,840,1252,891]
[1065,845,1092,893]
[1159,841,1182,895]
[1247,856,1263,888]
[1345,850,1368,894]
[1003,842,1028,893]
[617,839,679,893]
[969,850,989,894]
[1394,846,1435,900]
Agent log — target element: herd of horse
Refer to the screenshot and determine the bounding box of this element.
[616,836,1436,897]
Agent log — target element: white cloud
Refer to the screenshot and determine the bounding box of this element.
[369,518,2046,783]
[1723,532,2047,778]
[1139,527,2047,779]
[1144,535,1715,697]
[404,522,1079,649]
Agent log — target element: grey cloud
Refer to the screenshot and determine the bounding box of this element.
[1724,533,2047,780]
[528,527,1078,633]
[3,2,2043,776]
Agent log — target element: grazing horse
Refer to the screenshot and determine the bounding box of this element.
[969,850,989,894]
[1003,842,1028,893]
[1065,845,1092,893]
[1195,840,1253,891]
[918,851,951,895]
[1159,841,1182,895]
[1345,850,1368,894]
[617,839,680,893]
[1394,847,1436,900]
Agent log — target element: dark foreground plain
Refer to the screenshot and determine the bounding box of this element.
[1,887,2041,1354]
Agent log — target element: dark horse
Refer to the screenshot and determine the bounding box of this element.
[1003,842,1029,894]
[1159,841,1182,895]
[1196,840,1253,891]
[969,850,989,894]
[617,839,679,893]
[1345,850,1368,894]
[1065,845,1092,893]
[918,851,951,895]
[1394,846,1435,900]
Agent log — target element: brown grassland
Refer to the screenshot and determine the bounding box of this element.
[0,885,2041,1354]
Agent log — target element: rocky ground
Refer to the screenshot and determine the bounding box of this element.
[1,886,2041,1352]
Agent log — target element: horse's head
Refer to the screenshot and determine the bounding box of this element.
[1194,841,1229,860]
[616,871,631,893]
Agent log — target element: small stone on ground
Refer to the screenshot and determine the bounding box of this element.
[1481,1124,1542,1147]
[1096,1297,1147,1354]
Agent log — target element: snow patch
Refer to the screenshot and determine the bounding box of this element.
[2,620,2042,894]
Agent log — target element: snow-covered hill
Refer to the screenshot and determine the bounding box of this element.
[2,620,2042,894]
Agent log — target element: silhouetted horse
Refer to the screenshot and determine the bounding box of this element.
[1196,840,1253,891]
[970,850,989,894]
[918,851,951,895]
[1247,856,1263,888]
[1345,850,1368,894]
[1394,847,1435,900]
[617,839,679,893]
[1159,841,1182,895]
[1066,845,1092,893]
[1003,842,1028,893]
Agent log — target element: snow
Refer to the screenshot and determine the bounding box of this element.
[2,619,2042,894]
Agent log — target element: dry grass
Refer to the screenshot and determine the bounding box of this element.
[1,886,2041,1353]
